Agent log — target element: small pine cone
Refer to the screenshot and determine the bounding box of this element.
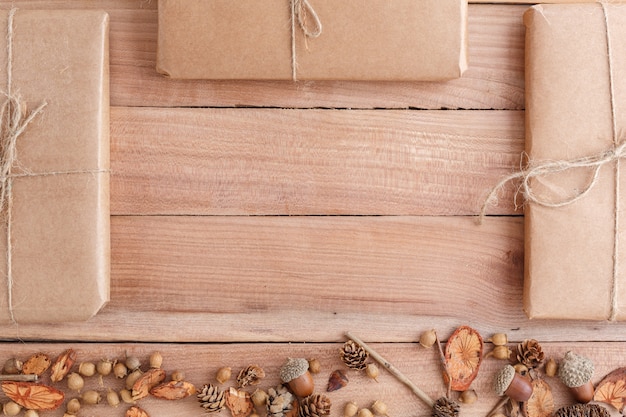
[340,340,368,370]
[237,364,266,387]
[554,404,610,417]
[517,339,545,369]
[267,385,296,417]
[197,383,225,413]
[298,394,331,417]
[432,397,460,417]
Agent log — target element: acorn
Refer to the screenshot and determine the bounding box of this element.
[279,358,314,397]
[558,351,594,403]
[494,364,533,402]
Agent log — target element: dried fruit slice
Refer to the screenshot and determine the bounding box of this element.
[523,379,554,417]
[22,353,51,376]
[126,405,149,417]
[594,367,626,412]
[443,325,484,391]
[225,387,254,417]
[1,381,64,410]
[132,368,166,401]
[150,380,196,400]
[50,349,76,382]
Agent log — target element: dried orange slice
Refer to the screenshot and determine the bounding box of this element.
[1,381,64,410]
[594,367,626,412]
[443,325,483,391]
[523,379,554,417]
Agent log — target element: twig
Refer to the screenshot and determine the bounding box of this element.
[486,396,509,417]
[434,331,452,399]
[0,374,37,382]
[345,331,435,408]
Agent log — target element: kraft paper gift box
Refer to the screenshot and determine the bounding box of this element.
[523,3,626,320]
[156,0,468,81]
[0,9,110,323]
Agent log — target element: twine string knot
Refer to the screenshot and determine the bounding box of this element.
[290,0,322,81]
[479,3,621,320]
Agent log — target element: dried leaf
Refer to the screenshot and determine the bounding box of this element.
[50,349,76,382]
[150,380,196,400]
[22,353,51,376]
[523,379,554,417]
[132,368,166,401]
[444,325,484,391]
[1,381,64,410]
[125,405,150,417]
[327,369,349,392]
[225,387,254,417]
[594,367,626,412]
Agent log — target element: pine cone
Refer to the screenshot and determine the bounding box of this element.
[298,394,331,417]
[517,339,544,369]
[267,385,297,417]
[432,397,460,417]
[197,383,225,413]
[237,364,266,387]
[554,404,610,417]
[340,340,368,370]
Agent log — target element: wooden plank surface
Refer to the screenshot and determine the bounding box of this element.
[110,108,524,216]
[0,1,622,417]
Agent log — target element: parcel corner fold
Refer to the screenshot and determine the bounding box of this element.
[156,0,468,81]
[0,9,110,324]
[523,3,626,321]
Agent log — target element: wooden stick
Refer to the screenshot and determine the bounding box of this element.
[434,331,452,399]
[0,374,37,382]
[486,396,509,417]
[345,331,435,408]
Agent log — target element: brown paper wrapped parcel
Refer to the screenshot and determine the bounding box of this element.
[156,0,468,81]
[0,10,110,323]
[523,4,626,320]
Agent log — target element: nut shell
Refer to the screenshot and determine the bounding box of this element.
[558,351,594,388]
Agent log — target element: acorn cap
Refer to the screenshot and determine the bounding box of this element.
[279,358,309,383]
[494,364,516,396]
[558,351,594,388]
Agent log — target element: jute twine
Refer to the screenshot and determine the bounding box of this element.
[290,0,322,81]
[479,3,621,320]
[0,9,107,323]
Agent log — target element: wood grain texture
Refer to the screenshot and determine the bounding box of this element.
[0,342,621,417]
[110,108,524,216]
[0,1,526,110]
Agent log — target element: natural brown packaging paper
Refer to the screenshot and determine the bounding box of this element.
[524,3,626,320]
[0,9,110,323]
[156,0,468,81]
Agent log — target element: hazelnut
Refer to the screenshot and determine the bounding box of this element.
[419,329,437,348]
[216,366,232,384]
[279,358,314,397]
[494,364,533,402]
[488,333,508,346]
[558,351,594,403]
[459,389,478,404]
[308,358,322,374]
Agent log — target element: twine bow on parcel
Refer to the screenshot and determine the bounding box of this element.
[290,0,322,81]
[0,9,107,324]
[479,3,623,321]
